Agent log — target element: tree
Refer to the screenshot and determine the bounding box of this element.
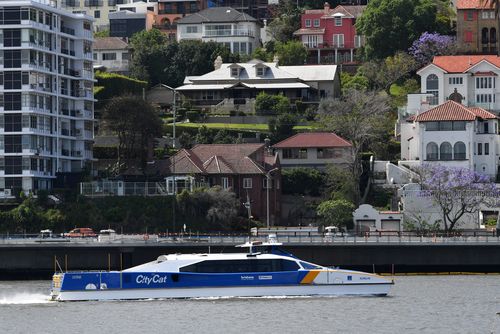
[255,92,290,115]
[409,32,457,66]
[194,125,215,144]
[102,96,163,168]
[325,165,358,203]
[340,71,369,94]
[282,168,325,196]
[356,0,450,59]
[205,187,240,229]
[359,52,418,93]
[275,41,308,65]
[178,132,193,149]
[129,29,169,84]
[417,164,499,232]
[267,0,301,43]
[268,112,297,143]
[252,47,272,62]
[213,129,236,144]
[316,199,355,229]
[317,89,391,204]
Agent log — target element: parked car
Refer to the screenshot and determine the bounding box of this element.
[40,229,53,238]
[64,228,97,238]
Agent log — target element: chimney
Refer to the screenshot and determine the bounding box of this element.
[214,55,223,70]
[324,2,330,14]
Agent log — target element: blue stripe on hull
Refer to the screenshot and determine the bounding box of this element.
[60,271,311,291]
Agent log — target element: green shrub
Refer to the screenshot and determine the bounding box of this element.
[186,110,199,122]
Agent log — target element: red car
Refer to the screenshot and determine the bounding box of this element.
[64,228,97,238]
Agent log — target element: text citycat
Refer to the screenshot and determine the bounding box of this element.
[136,274,168,285]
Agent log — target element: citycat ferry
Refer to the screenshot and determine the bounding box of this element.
[50,238,393,301]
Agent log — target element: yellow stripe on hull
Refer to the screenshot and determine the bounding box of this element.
[300,270,321,284]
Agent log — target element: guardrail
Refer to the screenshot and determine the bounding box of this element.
[1,233,499,245]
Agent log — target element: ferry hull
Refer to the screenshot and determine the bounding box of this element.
[52,283,393,301]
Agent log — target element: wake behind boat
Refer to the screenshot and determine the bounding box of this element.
[50,238,393,301]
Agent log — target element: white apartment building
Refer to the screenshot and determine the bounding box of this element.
[176,7,261,55]
[417,55,500,112]
[0,0,95,195]
[400,100,500,180]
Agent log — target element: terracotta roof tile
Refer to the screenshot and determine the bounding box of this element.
[170,144,275,175]
[293,28,325,35]
[456,0,494,9]
[431,55,500,73]
[414,100,497,122]
[93,37,129,50]
[273,132,352,148]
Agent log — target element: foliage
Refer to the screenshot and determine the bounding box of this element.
[94,29,109,38]
[268,112,298,143]
[267,0,301,43]
[359,52,418,92]
[275,41,308,65]
[356,0,451,59]
[318,89,391,204]
[255,92,290,115]
[213,129,236,144]
[390,78,420,107]
[94,71,147,109]
[252,47,272,62]
[340,71,369,94]
[102,96,163,168]
[417,164,499,232]
[409,32,457,66]
[316,199,355,229]
[324,165,357,203]
[129,29,169,84]
[178,131,193,149]
[282,168,325,196]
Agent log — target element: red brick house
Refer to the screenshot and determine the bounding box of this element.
[293,2,365,64]
[456,0,498,54]
[167,143,281,225]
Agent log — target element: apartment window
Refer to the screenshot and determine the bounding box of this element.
[122,52,129,60]
[482,11,489,19]
[4,114,22,132]
[476,77,494,89]
[305,19,311,27]
[94,10,100,18]
[3,72,21,90]
[478,143,483,155]
[243,178,252,189]
[4,93,21,111]
[354,35,362,48]
[485,142,490,155]
[5,156,22,175]
[4,50,21,68]
[93,53,97,60]
[306,35,319,48]
[491,11,496,19]
[221,177,229,189]
[426,74,439,105]
[1,7,21,25]
[282,148,308,159]
[102,53,116,60]
[449,77,463,85]
[313,19,320,27]
[263,178,271,189]
[3,29,21,47]
[5,135,22,153]
[454,142,466,160]
[186,26,198,33]
[466,11,474,21]
[476,94,494,103]
[426,142,438,160]
[233,42,239,53]
[334,16,342,26]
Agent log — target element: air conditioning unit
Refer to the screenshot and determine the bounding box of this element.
[4,189,12,196]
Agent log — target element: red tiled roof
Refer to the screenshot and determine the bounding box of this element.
[456,0,494,9]
[474,71,498,76]
[170,144,277,175]
[272,132,352,148]
[303,5,365,17]
[431,55,500,73]
[414,100,497,122]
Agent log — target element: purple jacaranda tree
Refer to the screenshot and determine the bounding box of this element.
[409,32,458,65]
[417,164,499,232]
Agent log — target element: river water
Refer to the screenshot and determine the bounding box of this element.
[0,276,499,334]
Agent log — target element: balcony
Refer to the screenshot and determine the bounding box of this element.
[84,0,103,6]
[203,29,255,38]
[61,26,76,36]
[303,41,362,50]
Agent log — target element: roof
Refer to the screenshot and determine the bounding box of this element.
[170,144,277,175]
[456,0,494,9]
[93,37,129,51]
[413,100,498,122]
[273,132,352,149]
[176,84,235,91]
[293,28,325,35]
[428,55,500,73]
[185,62,337,84]
[303,5,365,18]
[109,10,146,19]
[177,7,258,24]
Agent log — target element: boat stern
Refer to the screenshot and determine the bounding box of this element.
[50,273,64,301]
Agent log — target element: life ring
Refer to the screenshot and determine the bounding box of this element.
[143,234,149,241]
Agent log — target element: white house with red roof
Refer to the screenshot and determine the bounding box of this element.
[272,132,353,169]
[417,55,500,111]
[400,100,500,179]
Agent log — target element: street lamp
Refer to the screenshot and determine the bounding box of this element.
[266,167,279,229]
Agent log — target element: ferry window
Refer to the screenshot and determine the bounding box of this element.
[300,261,321,269]
[180,259,300,273]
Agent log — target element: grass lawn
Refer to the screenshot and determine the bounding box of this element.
[168,123,317,132]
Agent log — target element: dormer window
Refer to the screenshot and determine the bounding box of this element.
[231,68,239,77]
[334,16,342,26]
[256,67,264,76]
